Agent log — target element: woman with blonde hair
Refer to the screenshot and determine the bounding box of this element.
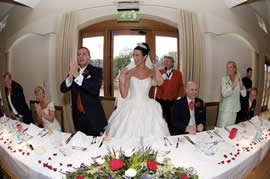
[34,86,61,131]
[216,61,246,127]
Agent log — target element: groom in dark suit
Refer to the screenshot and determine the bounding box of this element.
[3,72,33,124]
[60,47,107,136]
[170,81,206,135]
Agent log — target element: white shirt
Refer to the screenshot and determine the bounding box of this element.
[65,66,87,87]
[7,93,19,116]
[187,97,196,128]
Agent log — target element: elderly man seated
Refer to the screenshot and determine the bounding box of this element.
[170,81,206,135]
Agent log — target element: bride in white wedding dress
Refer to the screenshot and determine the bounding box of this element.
[105,43,170,138]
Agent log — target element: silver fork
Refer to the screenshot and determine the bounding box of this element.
[164,137,172,145]
[207,131,214,139]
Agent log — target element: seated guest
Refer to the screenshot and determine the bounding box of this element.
[170,81,206,135]
[34,86,61,131]
[236,88,257,124]
[3,72,33,124]
[216,61,246,127]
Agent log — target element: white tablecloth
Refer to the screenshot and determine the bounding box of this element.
[0,116,270,179]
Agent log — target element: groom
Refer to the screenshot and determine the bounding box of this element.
[60,47,107,136]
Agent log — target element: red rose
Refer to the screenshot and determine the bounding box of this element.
[109,158,124,171]
[83,69,89,76]
[77,176,84,179]
[181,173,188,179]
[147,160,157,171]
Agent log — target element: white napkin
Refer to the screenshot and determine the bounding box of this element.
[26,123,46,136]
[71,131,88,147]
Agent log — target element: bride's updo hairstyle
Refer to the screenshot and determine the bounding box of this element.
[134,42,150,56]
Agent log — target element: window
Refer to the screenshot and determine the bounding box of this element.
[79,19,179,98]
[261,57,270,111]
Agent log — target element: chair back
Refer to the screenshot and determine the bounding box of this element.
[205,102,219,130]
[29,100,42,126]
[100,97,116,120]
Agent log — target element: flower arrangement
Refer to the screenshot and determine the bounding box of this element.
[66,147,199,179]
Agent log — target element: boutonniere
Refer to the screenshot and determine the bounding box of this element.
[196,101,201,108]
[83,69,89,76]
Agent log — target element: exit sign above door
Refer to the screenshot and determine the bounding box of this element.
[117,11,139,21]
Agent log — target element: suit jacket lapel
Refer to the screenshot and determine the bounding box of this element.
[183,96,190,119]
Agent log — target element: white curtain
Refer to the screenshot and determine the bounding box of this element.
[177,9,204,95]
[0,52,10,116]
[56,11,79,133]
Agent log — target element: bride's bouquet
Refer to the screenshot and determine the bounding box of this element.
[66,146,199,179]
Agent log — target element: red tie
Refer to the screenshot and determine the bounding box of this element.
[76,92,85,114]
[8,88,11,95]
[189,101,194,111]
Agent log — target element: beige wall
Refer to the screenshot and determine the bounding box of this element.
[0,0,269,105]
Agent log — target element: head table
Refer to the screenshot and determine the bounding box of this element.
[0,115,270,179]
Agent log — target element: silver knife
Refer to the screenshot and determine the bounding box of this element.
[65,133,75,144]
[184,136,195,145]
[99,137,104,148]
[176,137,179,148]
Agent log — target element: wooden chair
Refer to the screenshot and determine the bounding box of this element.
[100,96,116,120]
[29,100,42,127]
[205,102,219,130]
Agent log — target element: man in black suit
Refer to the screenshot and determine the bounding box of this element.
[3,72,33,124]
[236,88,257,124]
[60,47,107,136]
[170,81,206,135]
[242,67,252,94]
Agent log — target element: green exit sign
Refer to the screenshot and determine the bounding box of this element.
[117,11,139,21]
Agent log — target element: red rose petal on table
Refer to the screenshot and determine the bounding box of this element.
[27,152,30,156]
[66,171,70,174]
[234,154,237,157]
[67,164,72,167]
[38,160,42,164]
[230,153,232,155]
[247,150,250,152]
[237,152,240,155]
[22,152,25,155]
[227,160,231,163]
[9,141,12,143]
[236,144,239,146]
[13,150,16,153]
[53,168,57,172]
[221,161,224,164]
[59,163,63,166]
[7,139,9,141]
[4,141,6,144]
[53,153,57,156]
[237,149,240,152]
[18,149,22,152]
[96,155,101,158]
[251,147,253,149]
[48,166,52,170]
[48,157,52,160]
[224,155,228,158]
[218,162,220,165]
[232,157,235,160]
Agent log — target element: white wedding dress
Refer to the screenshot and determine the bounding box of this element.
[105,76,170,138]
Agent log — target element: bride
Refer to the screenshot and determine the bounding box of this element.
[105,43,170,138]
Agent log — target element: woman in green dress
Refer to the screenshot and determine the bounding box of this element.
[216,61,246,128]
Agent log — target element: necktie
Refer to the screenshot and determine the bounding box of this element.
[76,92,85,114]
[189,101,194,111]
[8,88,11,95]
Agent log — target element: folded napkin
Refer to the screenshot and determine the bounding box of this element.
[71,131,89,147]
[26,123,47,136]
